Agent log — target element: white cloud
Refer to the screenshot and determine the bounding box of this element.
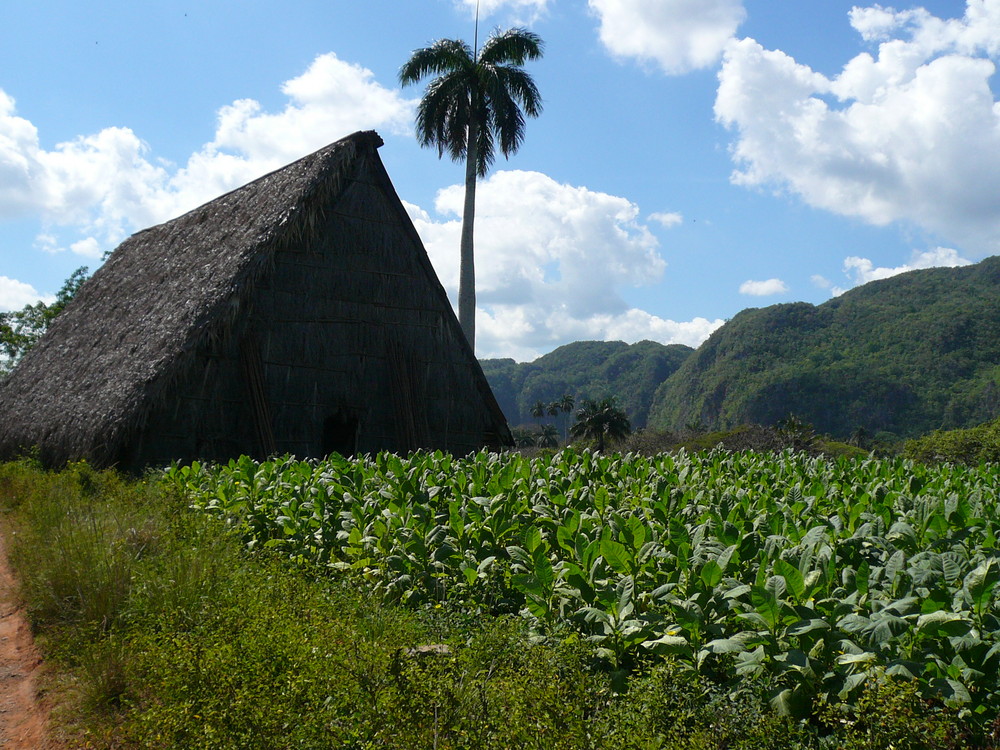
[589,0,746,74]
[739,277,788,296]
[0,54,415,255]
[0,276,54,312]
[715,2,1000,256]
[811,274,831,289]
[454,0,549,24]
[69,237,103,259]
[208,53,413,165]
[650,211,683,228]
[406,170,719,359]
[146,53,415,226]
[841,247,972,286]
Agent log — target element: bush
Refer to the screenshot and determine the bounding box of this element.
[904,418,1000,465]
[819,674,965,749]
[598,661,816,749]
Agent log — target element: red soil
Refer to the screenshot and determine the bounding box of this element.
[0,528,58,748]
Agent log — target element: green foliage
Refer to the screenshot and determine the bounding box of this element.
[6,461,147,630]
[7,457,1000,746]
[819,672,964,749]
[480,339,693,429]
[599,660,817,749]
[905,417,1000,465]
[0,460,607,748]
[649,257,1000,440]
[571,397,632,451]
[620,423,869,459]
[0,266,89,374]
[511,426,537,447]
[169,449,1000,740]
[399,29,544,177]
[537,423,560,448]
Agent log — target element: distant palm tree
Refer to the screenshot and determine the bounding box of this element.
[557,393,575,442]
[537,423,560,448]
[511,427,536,448]
[530,400,547,423]
[399,27,544,350]
[571,397,631,452]
[849,426,869,449]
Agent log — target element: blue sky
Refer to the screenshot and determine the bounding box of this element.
[2,0,997,360]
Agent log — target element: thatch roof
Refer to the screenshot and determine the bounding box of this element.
[0,130,510,467]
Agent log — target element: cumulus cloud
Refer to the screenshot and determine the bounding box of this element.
[0,54,415,255]
[589,0,746,74]
[811,274,831,289]
[454,0,549,24]
[0,276,54,312]
[650,211,683,228]
[739,277,788,296]
[841,247,972,286]
[406,170,722,359]
[715,1,1000,256]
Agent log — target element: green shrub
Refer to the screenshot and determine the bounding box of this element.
[905,418,1000,465]
[598,661,816,750]
[819,674,964,749]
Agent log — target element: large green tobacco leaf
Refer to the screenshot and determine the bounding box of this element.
[966,560,1000,615]
[915,610,973,638]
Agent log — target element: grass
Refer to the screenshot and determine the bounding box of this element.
[0,457,984,749]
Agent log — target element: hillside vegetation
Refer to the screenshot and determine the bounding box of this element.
[648,256,1000,441]
[481,340,692,429]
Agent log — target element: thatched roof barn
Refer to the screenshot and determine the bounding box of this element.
[0,131,511,470]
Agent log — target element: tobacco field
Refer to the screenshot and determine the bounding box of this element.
[166,449,1000,723]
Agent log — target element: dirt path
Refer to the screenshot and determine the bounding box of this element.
[0,527,57,749]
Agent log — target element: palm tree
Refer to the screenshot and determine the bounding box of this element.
[570,397,631,452]
[530,400,547,424]
[399,27,544,350]
[558,394,575,414]
[537,423,560,448]
[511,427,537,448]
[557,393,575,442]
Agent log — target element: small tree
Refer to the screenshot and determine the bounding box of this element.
[776,414,817,452]
[570,397,631,452]
[1,266,89,375]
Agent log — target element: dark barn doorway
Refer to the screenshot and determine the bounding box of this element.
[322,411,359,457]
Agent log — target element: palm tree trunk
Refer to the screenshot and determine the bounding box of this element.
[459,116,479,350]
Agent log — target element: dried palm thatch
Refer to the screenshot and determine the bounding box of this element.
[0,130,511,469]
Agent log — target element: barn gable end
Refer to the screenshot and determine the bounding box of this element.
[0,131,511,470]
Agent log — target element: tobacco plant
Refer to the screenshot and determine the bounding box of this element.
[166,448,1000,730]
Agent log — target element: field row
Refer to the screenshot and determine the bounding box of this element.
[167,449,1000,718]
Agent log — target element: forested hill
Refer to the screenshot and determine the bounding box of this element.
[480,340,693,429]
[647,255,1000,441]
